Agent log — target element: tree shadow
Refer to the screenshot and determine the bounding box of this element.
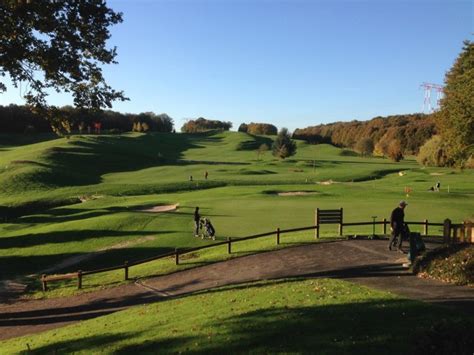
[19,281,468,354]
[0,229,169,249]
[236,134,273,151]
[0,245,175,280]
[24,333,135,354]
[14,131,230,190]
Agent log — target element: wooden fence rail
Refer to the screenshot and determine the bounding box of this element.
[40,219,461,291]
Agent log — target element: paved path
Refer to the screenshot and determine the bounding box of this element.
[1,239,473,341]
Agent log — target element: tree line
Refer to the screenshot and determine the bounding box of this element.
[238,122,278,135]
[181,117,232,133]
[293,113,435,161]
[0,104,174,134]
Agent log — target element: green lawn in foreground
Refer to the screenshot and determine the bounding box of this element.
[1,278,471,354]
[0,132,473,292]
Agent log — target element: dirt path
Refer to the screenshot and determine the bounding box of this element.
[1,239,473,341]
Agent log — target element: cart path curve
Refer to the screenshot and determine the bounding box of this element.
[1,239,473,341]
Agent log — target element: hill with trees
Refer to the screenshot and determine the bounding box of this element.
[238,122,278,135]
[181,117,232,133]
[0,104,174,134]
[293,113,435,158]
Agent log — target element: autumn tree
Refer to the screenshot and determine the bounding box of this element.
[435,40,474,167]
[244,122,278,135]
[355,137,374,156]
[272,128,297,159]
[292,113,434,154]
[387,140,403,162]
[0,0,127,134]
[374,140,389,157]
[181,117,232,133]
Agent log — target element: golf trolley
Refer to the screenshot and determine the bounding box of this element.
[198,217,216,240]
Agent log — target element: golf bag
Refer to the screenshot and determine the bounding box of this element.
[199,217,216,240]
[407,232,425,262]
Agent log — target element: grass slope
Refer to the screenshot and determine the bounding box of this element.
[2,278,472,354]
[0,131,473,294]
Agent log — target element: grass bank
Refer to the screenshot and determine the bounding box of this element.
[2,278,472,354]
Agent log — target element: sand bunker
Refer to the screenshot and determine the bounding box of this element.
[139,203,179,213]
[79,194,104,202]
[318,180,335,185]
[430,172,445,176]
[278,191,319,196]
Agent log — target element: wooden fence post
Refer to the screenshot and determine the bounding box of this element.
[460,223,466,243]
[423,219,428,236]
[41,274,48,292]
[227,237,232,254]
[338,208,344,236]
[175,248,179,265]
[124,261,129,281]
[315,209,319,239]
[276,228,280,245]
[77,270,82,289]
[382,218,387,235]
[443,219,451,244]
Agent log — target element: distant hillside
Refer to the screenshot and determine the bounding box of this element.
[293,113,435,155]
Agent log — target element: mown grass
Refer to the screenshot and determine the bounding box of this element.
[0,131,473,295]
[2,278,472,354]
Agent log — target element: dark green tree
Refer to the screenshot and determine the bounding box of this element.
[0,0,127,134]
[416,135,449,167]
[435,40,474,167]
[272,128,297,159]
[238,123,248,133]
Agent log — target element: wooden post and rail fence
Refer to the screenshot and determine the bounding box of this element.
[40,210,473,292]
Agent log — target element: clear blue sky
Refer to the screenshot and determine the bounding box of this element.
[1,0,472,131]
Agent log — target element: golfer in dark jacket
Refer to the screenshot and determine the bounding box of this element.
[194,207,200,237]
[388,200,408,251]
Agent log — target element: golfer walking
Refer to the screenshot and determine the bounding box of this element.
[388,200,408,252]
[194,207,201,237]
